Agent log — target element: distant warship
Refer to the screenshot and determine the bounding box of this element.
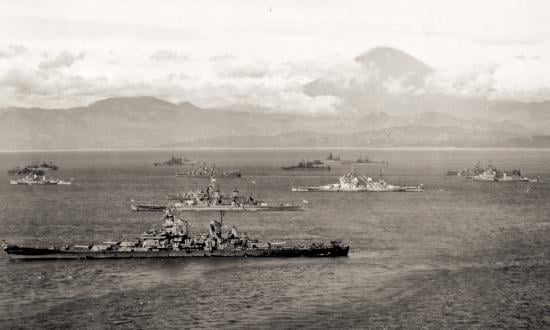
[292,170,423,192]
[176,163,241,178]
[341,155,388,165]
[154,155,198,166]
[131,177,305,212]
[2,210,349,260]
[10,173,71,185]
[282,160,331,171]
[325,152,341,163]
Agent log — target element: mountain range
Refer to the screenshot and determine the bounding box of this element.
[1,47,549,150]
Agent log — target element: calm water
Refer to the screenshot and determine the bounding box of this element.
[1,149,549,329]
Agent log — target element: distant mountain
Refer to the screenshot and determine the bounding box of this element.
[0,96,548,150]
[170,126,534,149]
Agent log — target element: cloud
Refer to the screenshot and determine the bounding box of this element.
[149,50,189,62]
[38,51,85,70]
[424,60,499,98]
[0,44,27,58]
[213,57,270,79]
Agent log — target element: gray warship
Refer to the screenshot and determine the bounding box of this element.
[2,211,349,260]
[131,177,305,212]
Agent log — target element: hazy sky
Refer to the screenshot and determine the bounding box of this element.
[0,0,549,109]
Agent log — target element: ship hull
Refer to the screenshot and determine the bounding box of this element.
[4,245,348,260]
[292,186,423,192]
[131,204,305,212]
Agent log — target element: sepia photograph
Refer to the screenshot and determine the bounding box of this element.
[0,0,549,328]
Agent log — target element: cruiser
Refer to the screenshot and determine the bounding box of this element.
[467,168,539,182]
[291,170,423,192]
[2,210,349,260]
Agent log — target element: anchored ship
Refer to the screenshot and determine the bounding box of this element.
[10,173,71,185]
[467,167,539,182]
[131,178,305,212]
[2,211,349,260]
[176,163,241,178]
[291,170,423,192]
[325,152,341,163]
[8,161,58,175]
[282,160,331,171]
[154,155,198,166]
[342,155,388,165]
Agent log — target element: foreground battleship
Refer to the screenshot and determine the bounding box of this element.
[292,170,423,192]
[131,178,305,212]
[2,211,349,260]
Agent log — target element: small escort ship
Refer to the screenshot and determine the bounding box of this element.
[292,170,423,192]
[176,163,241,178]
[154,155,198,166]
[131,178,305,212]
[282,159,331,171]
[2,210,349,260]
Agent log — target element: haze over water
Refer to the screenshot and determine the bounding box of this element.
[1,148,549,328]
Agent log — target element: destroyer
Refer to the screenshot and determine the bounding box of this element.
[2,210,349,260]
[292,170,423,192]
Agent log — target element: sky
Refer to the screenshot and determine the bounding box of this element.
[0,0,549,110]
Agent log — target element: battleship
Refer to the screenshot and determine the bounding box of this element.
[176,163,241,178]
[154,155,198,166]
[10,173,72,185]
[131,178,305,212]
[2,210,349,260]
[291,170,423,192]
[282,160,331,171]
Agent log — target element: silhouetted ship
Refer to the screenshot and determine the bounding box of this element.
[292,170,423,192]
[10,173,71,185]
[8,161,58,175]
[325,152,341,163]
[448,161,540,182]
[131,178,305,212]
[154,155,198,166]
[2,211,349,260]
[342,155,388,165]
[282,160,331,171]
[176,163,241,178]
